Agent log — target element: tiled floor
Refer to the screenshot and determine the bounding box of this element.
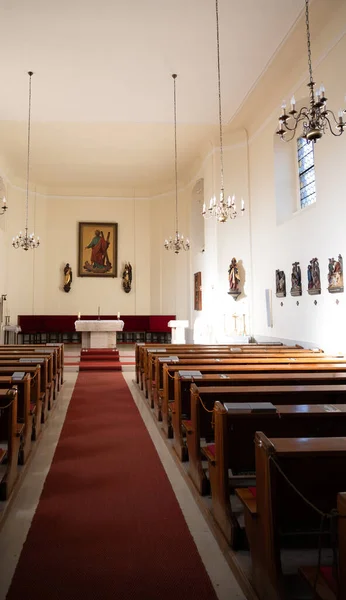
[0,360,246,600]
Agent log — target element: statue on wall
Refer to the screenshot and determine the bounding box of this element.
[228,258,241,300]
[290,261,302,296]
[122,262,132,294]
[63,263,72,293]
[328,254,344,293]
[307,257,321,295]
[275,270,286,298]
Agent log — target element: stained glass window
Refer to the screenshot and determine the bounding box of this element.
[297,137,316,208]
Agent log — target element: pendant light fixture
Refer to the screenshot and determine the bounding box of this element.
[277,0,345,143]
[164,74,190,254]
[13,71,40,250]
[202,0,245,223]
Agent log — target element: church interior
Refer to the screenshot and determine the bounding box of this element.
[0,0,346,599]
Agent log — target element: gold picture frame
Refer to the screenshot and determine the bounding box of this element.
[78,222,118,277]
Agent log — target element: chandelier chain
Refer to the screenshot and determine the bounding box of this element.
[305,0,313,86]
[215,0,224,193]
[202,0,245,222]
[12,70,40,250]
[163,74,189,253]
[173,74,179,234]
[25,72,33,235]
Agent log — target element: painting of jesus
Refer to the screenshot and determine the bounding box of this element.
[78,222,118,277]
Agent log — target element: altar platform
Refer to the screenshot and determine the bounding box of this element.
[75,319,124,349]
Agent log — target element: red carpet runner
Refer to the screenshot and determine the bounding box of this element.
[7,372,218,600]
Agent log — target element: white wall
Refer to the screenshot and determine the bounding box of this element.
[187,129,252,343]
[248,27,346,352]
[0,184,188,320]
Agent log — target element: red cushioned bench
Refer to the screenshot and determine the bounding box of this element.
[18,315,175,344]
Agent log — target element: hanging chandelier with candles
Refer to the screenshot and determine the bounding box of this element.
[277,0,346,143]
[202,0,245,223]
[13,71,40,251]
[164,74,190,254]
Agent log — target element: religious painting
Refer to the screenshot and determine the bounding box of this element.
[307,257,321,295]
[328,254,344,293]
[290,261,302,296]
[78,222,118,277]
[194,272,202,310]
[275,269,286,298]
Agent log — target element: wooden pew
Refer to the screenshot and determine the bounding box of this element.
[145,345,321,396]
[0,356,52,422]
[160,356,346,403]
[149,349,321,414]
[0,387,22,500]
[183,374,346,494]
[135,342,294,385]
[143,346,260,398]
[338,492,346,597]
[137,343,238,387]
[138,342,305,391]
[161,362,346,446]
[137,341,305,380]
[236,434,346,600]
[140,344,235,392]
[0,343,64,393]
[0,364,42,452]
[0,346,59,400]
[0,371,39,463]
[203,402,346,549]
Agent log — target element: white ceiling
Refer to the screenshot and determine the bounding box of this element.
[0,0,304,195]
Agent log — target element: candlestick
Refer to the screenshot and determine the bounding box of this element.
[117,312,120,319]
[78,312,81,320]
[232,313,238,334]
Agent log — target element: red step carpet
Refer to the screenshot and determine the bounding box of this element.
[79,348,121,371]
[6,372,218,600]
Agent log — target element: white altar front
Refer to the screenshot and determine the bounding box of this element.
[75,320,124,349]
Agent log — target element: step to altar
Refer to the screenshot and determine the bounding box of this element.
[79,362,122,371]
[80,354,119,361]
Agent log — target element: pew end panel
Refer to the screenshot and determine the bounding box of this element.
[247,433,346,600]
[0,387,22,500]
[183,383,215,495]
[338,492,346,598]
[201,401,241,548]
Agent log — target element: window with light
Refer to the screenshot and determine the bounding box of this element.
[297,137,316,208]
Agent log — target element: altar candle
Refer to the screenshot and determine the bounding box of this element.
[117,312,120,319]
[98,306,100,316]
[78,311,81,320]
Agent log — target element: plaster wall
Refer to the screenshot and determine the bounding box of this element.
[187,130,252,343]
[248,30,346,353]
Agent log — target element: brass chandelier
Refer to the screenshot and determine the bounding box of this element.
[164,74,190,254]
[277,0,346,143]
[202,0,245,223]
[13,71,40,251]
